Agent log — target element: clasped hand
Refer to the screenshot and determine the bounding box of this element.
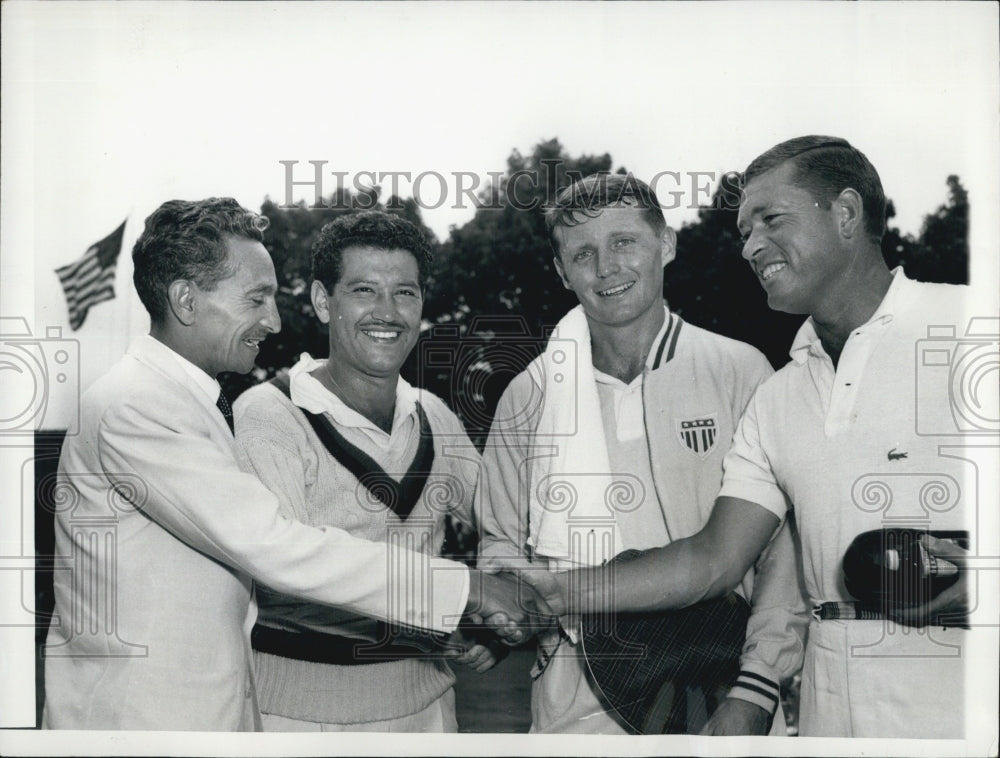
[465,569,566,645]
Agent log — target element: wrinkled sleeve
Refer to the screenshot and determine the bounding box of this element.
[719,390,788,520]
[728,512,809,718]
[477,372,539,573]
[97,393,468,634]
[234,393,376,636]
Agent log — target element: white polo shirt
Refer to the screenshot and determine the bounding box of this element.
[720,269,972,603]
[718,269,974,738]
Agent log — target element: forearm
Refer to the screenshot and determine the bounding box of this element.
[559,534,741,614]
[550,497,781,615]
[734,514,809,689]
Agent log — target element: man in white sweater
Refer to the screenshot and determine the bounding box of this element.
[234,211,503,732]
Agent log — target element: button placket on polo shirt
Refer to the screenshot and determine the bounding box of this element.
[824,318,892,436]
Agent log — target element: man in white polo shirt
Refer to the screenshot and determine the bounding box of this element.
[478,173,809,734]
[529,137,975,738]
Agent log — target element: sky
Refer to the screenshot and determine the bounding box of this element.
[1,2,998,753]
[5,2,996,242]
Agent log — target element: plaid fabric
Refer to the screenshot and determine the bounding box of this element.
[580,551,749,734]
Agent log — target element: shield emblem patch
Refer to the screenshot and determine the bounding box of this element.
[677,415,718,457]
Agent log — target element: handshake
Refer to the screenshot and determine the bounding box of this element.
[463,567,568,646]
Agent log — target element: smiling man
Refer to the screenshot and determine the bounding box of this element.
[477,174,807,734]
[44,199,522,731]
[527,138,973,738]
[233,211,503,732]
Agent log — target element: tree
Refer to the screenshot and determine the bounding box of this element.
[912,175,969,284]
[669,172,803,370]
[425,138,615,328]
[882,176,969,285]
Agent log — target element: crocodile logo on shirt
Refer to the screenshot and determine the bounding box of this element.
[887,447,909,461]
[677,415,718,457]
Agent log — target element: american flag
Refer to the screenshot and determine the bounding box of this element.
[55,220,126,330]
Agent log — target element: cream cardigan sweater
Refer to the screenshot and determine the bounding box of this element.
[234,377,480,724]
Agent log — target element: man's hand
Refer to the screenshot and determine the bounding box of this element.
[475,568,566,646]
[889,534,970,628]
[443,628,502,673]
[519,567,568,617]
[465,569,554,644]
[700,697,772,736]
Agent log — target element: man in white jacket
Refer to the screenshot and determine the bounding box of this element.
[43,197,528,730]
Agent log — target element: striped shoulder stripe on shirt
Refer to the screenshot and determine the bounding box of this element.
[651,315,684,369]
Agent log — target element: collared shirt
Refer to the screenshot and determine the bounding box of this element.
[138,334,221,405]
[788,267,904,436]
[592,305,672,442]
[720,269,970,595]
[289,352,419,453]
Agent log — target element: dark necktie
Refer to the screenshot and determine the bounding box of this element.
[216,390,234,435]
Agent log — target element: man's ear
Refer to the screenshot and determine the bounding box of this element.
[660,227,678,268]
[552,253,571,291]
[167,280,196,326]
[311,280,331,324]
[836,188,864,240]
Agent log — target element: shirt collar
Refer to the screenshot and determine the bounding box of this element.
[140,334,221,405]
[789,267,909,365]
[593,304,672,389]
[287,352,418,434]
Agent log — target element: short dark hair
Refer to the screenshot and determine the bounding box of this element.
[132,198,269,324]
[545,173,667,256]
[742,136,887,241]
[311,211,433,291]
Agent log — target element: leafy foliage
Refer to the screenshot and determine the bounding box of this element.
[882,175,969,285]
[667,172,804,370]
